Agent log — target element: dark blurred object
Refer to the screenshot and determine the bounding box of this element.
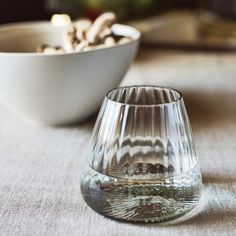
[130,10,236,50]
[210,0,236,18]
[0,0,49,24]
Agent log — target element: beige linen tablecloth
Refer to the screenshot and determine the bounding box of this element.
[0,49,235,235]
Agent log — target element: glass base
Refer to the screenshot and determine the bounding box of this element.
[80,165,202,223]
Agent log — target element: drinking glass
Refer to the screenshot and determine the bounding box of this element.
[80,86,202,223]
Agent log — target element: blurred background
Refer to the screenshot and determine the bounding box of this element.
[1,0,236,23]
[1,0,236,49]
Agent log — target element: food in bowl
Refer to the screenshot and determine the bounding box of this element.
[37,12,132,54]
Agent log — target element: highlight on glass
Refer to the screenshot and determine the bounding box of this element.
[80,86,202,223]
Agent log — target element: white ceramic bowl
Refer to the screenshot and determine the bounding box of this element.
[0,22,140,125]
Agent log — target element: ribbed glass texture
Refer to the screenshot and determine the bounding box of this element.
[81,86,202,223]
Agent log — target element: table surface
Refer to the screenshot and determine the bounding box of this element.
[0,49,235,236]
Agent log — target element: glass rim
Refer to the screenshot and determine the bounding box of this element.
[105,85,183,107]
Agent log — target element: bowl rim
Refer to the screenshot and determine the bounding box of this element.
[0,21,141,57]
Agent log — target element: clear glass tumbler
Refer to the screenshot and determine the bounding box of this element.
[80,86,202,223]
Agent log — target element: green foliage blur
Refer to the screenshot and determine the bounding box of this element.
[84,0,159,19]
[48,0,161,20]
